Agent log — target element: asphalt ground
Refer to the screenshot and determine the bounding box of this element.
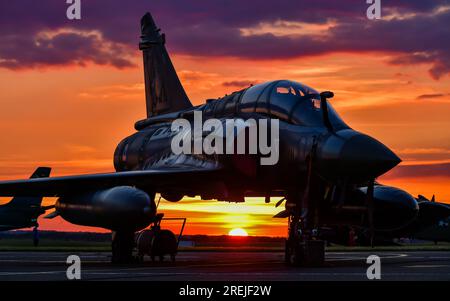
[0,251,449,281]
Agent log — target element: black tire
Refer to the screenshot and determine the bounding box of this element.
[151,229,178,259]
[111,231,135,264]
[284,240,293,265]
[288,240,325,267]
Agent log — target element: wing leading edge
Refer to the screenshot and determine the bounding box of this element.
[0,165,222,197]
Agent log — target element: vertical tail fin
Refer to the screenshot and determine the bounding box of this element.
[139,12,192,117]
[7,167,51,207]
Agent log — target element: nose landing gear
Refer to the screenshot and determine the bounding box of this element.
[285,214,325,266]
[284,189,325,267]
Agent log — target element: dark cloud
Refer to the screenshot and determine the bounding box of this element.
[0,0,449,77]
[416,93,450,100]
[383,163,450,179]
[222,80,256,88]
[0,31,135,69]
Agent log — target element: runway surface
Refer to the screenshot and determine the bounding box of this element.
[0,251,450,281]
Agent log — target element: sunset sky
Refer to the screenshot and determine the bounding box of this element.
[0,0,449,236]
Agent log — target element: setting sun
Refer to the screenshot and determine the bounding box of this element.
[228,228,248,236]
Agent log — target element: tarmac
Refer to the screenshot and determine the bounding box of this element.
[0,251,449,281]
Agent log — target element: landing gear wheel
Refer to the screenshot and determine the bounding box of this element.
[285,239,303,266]
[111,231,135,264]
[285,239,325,267]
[284,239,295,265]
[285,215,325,267]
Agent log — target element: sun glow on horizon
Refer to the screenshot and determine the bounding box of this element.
[228,228,248,236]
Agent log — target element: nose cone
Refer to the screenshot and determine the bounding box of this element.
[341,133,401,179]
[415,201,450,229]
[317,130,401,182]
[371,185,419,231]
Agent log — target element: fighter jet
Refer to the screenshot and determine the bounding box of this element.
[0,167,52,245]
[398,195,450,240]
[0,12,447,264]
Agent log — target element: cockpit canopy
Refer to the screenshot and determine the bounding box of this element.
[239,80,348,129]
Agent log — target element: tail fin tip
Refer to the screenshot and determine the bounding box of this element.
[31,167,51,179]
[6,167,51,207]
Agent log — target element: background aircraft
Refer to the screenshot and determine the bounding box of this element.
[0,167,52,231]
[401,195,450,242]
[0,167,52,245]
[0,13,448,264]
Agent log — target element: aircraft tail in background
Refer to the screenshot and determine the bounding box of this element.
[6,167,51,208]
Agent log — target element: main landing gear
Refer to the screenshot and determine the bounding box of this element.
[284,189,325,267]
[111,231,135,263]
